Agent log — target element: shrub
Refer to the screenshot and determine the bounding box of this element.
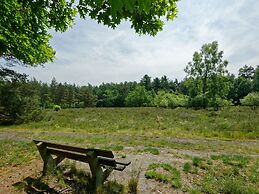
[188,94,209,109]
[241,92,259,109]
[154,91,188,108]
[208,97,233,111]
[53,104,61,111]
[125,86,153,107]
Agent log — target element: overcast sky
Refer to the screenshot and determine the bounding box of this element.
[14,0,259,85]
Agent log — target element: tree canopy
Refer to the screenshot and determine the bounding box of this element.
[184,41,229,109]
[0,0,179,66]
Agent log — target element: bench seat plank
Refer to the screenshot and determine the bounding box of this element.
[98,156,116,167]
[47,148,90,163]
[34,140,114,158]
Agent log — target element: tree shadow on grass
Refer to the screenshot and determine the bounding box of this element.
[13,163,124,194]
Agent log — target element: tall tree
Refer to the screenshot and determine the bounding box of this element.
[0,68,40,124]
[238,65,255,80]
[160,75,170,90]
[184,41,229,109]
[140,74,152,91]
[1,0,179,66]
[254,66,259,92]
[152,77,161,93]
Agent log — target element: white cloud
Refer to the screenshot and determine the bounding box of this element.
[13,0,259,85]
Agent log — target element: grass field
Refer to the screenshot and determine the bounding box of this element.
[0,107,259,193]
[2,106,259,139]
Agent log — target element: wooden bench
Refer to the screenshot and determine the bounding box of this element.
[33,140,131,188]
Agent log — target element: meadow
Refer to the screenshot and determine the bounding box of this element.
[0,106,259,193]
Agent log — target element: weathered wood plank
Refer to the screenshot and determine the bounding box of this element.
[33,140,114,158]
[98,156,116,167]
[47,148,90,163]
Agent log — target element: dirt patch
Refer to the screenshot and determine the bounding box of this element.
[0,159,42,194]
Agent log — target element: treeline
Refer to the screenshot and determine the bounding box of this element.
[1,41,259,124]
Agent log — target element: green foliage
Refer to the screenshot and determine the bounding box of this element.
[140,74,152,91]
[145,163,182,188]
[0,0,76,66]
[241,92,259,108]
[254,66,259,92]
[53,105,61,111]
[239,65,255,80]
[154,91,188,108]
[0,0,178,66]
[184,41,229,109]
[208,96,233,110]
[188,94,209,109]
[229,76,254,105]
[125,85,153,107]
[0,68,42,124]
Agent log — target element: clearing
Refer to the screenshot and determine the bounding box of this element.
[0,107,258,193]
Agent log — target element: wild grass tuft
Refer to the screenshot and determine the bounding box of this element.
[144,147,160,155]
[145,163,182,188]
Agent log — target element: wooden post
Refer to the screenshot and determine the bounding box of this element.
[87,151,106,190]
[36,142,55,175]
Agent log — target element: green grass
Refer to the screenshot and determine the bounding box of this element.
[145,163,182,188]
[144,156,259,193]
[211,154,250,168]
[0,139,37,168]
[192,156,203,167]
[1,106,259,140]
[144,147,160,155]
[183,162,192,173]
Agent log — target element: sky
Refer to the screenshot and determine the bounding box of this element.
[14,0,259,85]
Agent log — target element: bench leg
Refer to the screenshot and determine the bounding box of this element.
[87,151,112,190]
[36,142,56,175]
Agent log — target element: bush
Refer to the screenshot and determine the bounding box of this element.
[18,96,43,123]
[188,94,209,109]
[0,68,43,124]
[125,85,153,107]
[154,91,188,108]
[53,104,61,111]
[241,92,259,109]
[208,97,232,111]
